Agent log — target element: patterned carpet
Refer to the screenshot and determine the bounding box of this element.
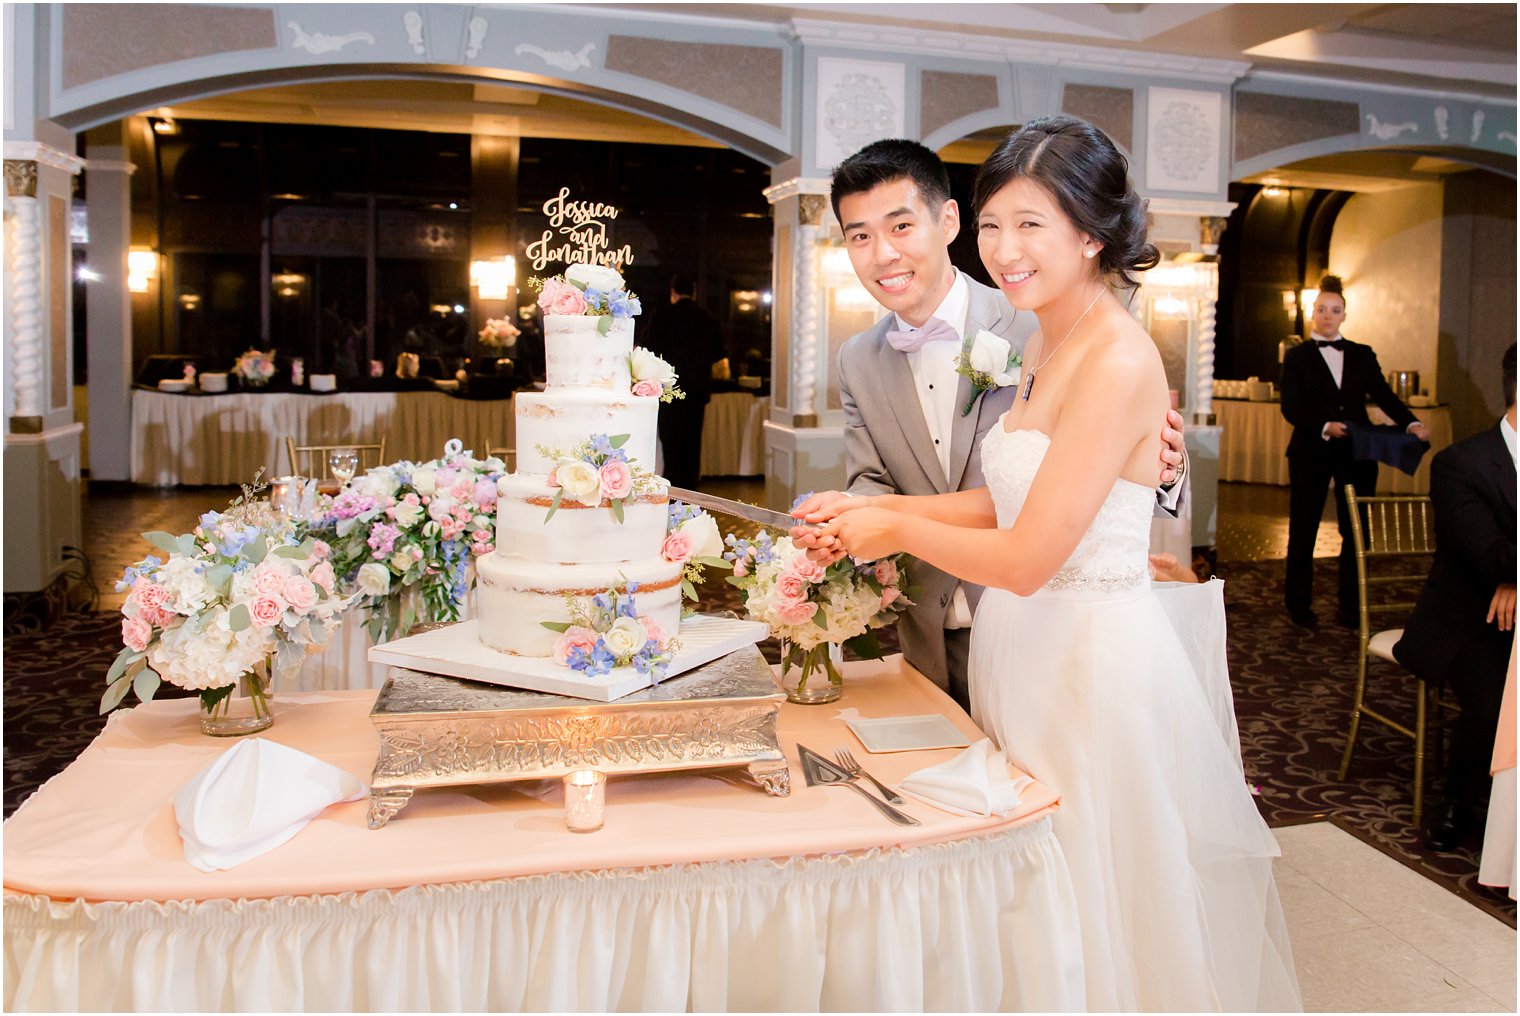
[5,561,1512,925]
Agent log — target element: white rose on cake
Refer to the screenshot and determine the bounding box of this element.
[566,263,626,293]
[678,512,724,560]
[603,615,648,657]
[554,458,603,506]
[630,347,677,384]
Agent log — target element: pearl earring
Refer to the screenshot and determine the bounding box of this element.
[1083,249,1097,259]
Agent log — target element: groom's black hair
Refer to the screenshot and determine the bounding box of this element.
[830,139,953,225]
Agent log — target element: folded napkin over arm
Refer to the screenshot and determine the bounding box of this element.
[899,738,1032,818]
[174,738,367,872]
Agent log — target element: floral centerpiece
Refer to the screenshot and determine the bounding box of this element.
[232,348,277,388]
[478,317,521,349]
[540,432,662,524]
[529,263,642,336]
[662,502,730,604]
[305,448,506,641]
[630,347,685,403]
[542,581,677,680]
[101,485,354,736]
[724,528,912,704]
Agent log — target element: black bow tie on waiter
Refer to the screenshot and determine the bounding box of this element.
[1315,339,1347,351]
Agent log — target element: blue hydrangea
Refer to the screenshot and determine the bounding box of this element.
[588,434,628,463]
[609,292,641,319]
[568,641,616,677]
[789,492,816,513]
[633,645,668,679]
[668,502,701,526]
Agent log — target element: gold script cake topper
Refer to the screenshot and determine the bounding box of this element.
[526,187,635,272]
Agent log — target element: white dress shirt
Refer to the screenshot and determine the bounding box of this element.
[894,271,974,629]
[1310,330,1346,387]
[1502,414,1517,465]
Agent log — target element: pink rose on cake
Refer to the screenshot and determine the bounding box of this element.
[629,347,684,403]
[661,530,694,564]
[598,459,633,500]
[538,277,588,317]
[553,626,600,666]
[632,379,662,398]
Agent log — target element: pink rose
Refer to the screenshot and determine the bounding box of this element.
[282,575,317,612]
[471,542,494,556]
[310,560,335,593]
[252,565,285,596]
[310,541,331,560]
[136,582,169,611]
[788,556,826,584]
[538,277,588,316]
[881,586,901,609]
[404,493,421,506]
[661,531,694,563]
[553,626,599,666]
[639,615,666,646]
[249,594,286,627]
[733,561,748,578]
[874,559,899,586]
[777,601,818,626]
[632,379,662,398]
[776,573,809,604]
[599,459,633,500]
[122,616,152,652]
[141,604,174,628]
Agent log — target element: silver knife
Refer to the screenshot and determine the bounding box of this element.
[667,486,814,531]
[797,744,920,826]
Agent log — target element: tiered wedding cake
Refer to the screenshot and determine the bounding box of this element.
[476,267,684,664]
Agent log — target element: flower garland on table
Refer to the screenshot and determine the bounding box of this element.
[542,581,677,679]
[232,348,277,387]
[541,433,662,524]
[724,524,913,694]
[102,482,354,715]
[304,450,506,641]
[661,502,730,605]
[528,263,642,336]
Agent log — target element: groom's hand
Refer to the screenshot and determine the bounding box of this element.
[790,525,848,565]
[791,489,850,523]
[1159,409,1185,485]
[819,507,900,562]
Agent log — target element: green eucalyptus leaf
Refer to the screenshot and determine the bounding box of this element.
[175,534,200,558]
[106,646,143,684]
[273,545,306,559]
[597,315,613,336]
[99,675,133,714]
[609,434,630,449]
[695,556,730,569]
[544,487,564,524]
[541,621,573,633]
[206,563,234,598]
[681,578,697,601]
[142,531,181,554]
[244,536,269,564]
[611,498,625,524]
[724,575,748,588]
[227,603,252,632]
[811,607,829,629]
[132,668,161,704]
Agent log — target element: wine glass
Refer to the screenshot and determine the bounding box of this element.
[328,448,359,486]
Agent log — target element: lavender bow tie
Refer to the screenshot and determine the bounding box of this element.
[885,316,959,353]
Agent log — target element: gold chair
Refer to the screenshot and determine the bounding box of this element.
[1337,484,1441,824]
[484,436,516,474]
[284,437,387,480]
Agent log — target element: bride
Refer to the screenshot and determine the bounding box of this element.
[797,117,1301,1011]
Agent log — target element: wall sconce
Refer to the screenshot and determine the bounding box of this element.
[1300,288,1319,316]
[150,117,179,136]
[127,248,158,293]
[731,289,760,314]
[471,256,515,300]
[272,271,307,298]
[1261,185,1286,198]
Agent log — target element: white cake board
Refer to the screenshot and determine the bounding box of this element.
[366,614,771,702]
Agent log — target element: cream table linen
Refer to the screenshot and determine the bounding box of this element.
[1215,398,1450,493]
[4,657,1084,1012]
[130,390,515,486]
[699,392,767,477]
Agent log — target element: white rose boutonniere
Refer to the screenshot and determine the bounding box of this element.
[955,328,1023,416]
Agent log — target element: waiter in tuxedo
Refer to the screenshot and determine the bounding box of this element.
[642,275,725,488]
[1279,275,1429,628]
[790,139,1186,709]
[1395,344,1517,850]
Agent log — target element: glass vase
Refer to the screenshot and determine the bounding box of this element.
[775,640,844,705]
[200,661,274,737]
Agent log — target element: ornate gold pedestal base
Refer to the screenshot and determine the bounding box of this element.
[367,644,787,828]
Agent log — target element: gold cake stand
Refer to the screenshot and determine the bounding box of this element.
[367,642,790,828]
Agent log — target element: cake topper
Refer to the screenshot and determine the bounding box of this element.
[527,187,635,273]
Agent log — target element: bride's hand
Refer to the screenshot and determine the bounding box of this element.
[789,524,849,565]
[794,491,878,524]
[818,507,901,562]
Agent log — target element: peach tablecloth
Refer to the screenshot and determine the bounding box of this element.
[4,657,1082,1012]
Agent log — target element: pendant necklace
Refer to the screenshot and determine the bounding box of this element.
[1020,288,1105,402]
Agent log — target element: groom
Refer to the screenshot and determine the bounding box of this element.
[792,139,1185,709]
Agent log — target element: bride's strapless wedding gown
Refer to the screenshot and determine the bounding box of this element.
[969,425,1301,1012]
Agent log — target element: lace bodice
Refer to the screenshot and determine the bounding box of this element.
[981,425,1155,592]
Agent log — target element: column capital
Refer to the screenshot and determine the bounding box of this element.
[2,141,86,176]
[4,160,36,198]
[762,177,831,205]
[86,158,137,176]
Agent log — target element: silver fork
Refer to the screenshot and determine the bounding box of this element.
[834,746,904,804]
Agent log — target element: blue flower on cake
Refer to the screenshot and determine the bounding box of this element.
[544,580,677,680]
[663,502,730,603]
[541,432,661,524]
[529,263,642,336]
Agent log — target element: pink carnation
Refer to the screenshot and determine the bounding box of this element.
[283,574,317,612]
[552,625,600,666]
[777,601,818,626]
[136,581,169,611]
[310,560,335,593]
[472,529,491,543]
[874,559,899,587]
[538,277,588,316]
[310,541,331,560]
[141,604,175,628]
[632,379,662,398]
[661,531,694,564]
[473,479,498,507]
[252,565,286,596]
[249,594,286,628]
[639,615,666,646]
[776,572,809,604]
[788,556,826,584]
[122,616,152,652]
[599,459,633,500]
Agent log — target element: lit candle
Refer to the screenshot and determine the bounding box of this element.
[563,770,606,833]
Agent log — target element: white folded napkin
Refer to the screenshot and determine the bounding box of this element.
[174,738,367,872]
[899,738,1032,818]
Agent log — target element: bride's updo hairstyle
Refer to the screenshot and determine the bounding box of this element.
[973,115,1159,288]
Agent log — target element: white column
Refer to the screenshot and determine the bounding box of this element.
[3,160,44,420]
[84,146,137,481]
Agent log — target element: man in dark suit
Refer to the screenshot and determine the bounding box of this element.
[1279,276,1430,628]
[1395,344,1517,850]
[642,275,725,488]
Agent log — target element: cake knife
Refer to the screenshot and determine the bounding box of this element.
[666,487,817,532]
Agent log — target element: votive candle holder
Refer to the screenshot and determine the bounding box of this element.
[563,770,607,833]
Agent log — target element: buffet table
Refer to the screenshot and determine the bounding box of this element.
[1215,398,1452,493]
[700,391,767,478]
[130,390,516,486]
[4,657,1082,1012]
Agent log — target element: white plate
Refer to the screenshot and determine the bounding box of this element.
[367,614,770,701]
[846,714,972,753]
[157,379,191,393]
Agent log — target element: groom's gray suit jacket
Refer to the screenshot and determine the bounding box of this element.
[836,277,1037,691]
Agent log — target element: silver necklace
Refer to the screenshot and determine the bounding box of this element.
[1020,289,1105,402]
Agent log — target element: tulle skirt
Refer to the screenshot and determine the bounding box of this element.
[970,579,1301,1012]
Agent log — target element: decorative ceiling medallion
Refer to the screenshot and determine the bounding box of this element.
[1146,87,1221,195]
[815,58,904,171]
